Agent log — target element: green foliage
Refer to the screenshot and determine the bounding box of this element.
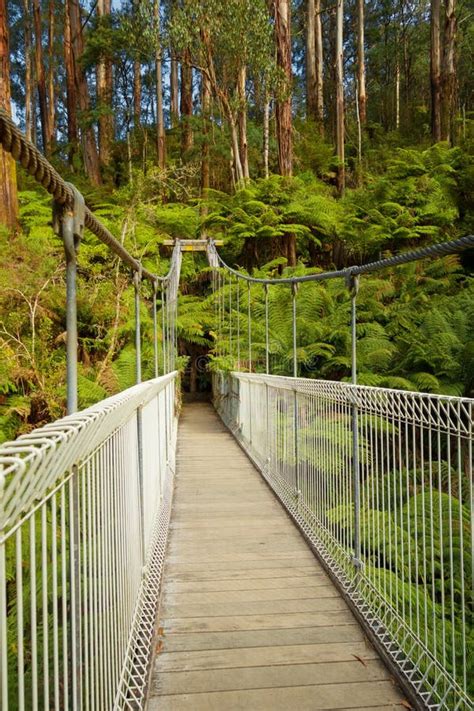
[341,144,461,259]
[211,253,473,397]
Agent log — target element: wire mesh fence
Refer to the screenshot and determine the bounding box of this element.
[0,373,178,711]
[214,371,473,710]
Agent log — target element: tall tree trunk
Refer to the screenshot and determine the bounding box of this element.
[0,0,18,229]
[306,0,324,132]
[315,0,324,133]
[335,0,345,195]
[180,49,193,156]
[170,54,179,126]
[395,60,400,129]
[23,0,34,142]
[356,0,367,124]
[201,71,211,194]
[97,0,113,171]
[154,0,166,168]
[263,93,270,178]
[237,65,250,181]
[170,0,179,127]
[274,0,294,264]
[441,0,456,144]
[200,71,211,237]
[47,0,55,146]
[229,116,244,185]
[133,60,141,129]
[68,0,101,184]
[274,0,292,178]
[64,0,78,163]
[306,0,317,120]
[33,0,51,154]
[327,6,337,138]
[430,0,441,141]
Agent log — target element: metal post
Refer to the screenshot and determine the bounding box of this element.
[133,268,142,384]
[247,282,252,372]
[161,284,167,374]
[294,388,300,504]
[348,274,361,574]
[218,269,221,360]
[54,184,85,711]
[237,278,241,370]
[265,284,270,374]
[153,281,159,378]
[292,282,298,378]
[54,185,84,414]
[229,274,234,370]
[133,267,146,563]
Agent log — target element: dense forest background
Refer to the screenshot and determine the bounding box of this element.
[0,0,473,442]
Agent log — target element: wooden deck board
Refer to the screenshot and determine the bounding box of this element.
[148,403,403,710]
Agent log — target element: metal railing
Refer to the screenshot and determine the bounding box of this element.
[214,372,472,710]
[209,234,474,709]
[0,373,178,710]
[0,112,185,710]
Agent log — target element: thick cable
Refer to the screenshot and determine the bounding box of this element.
[0,109,163,282]
[208,234,474,286]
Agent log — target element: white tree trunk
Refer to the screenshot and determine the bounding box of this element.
[335,0,345,195]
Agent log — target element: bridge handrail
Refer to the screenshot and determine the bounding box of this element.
[214,371,473,710]
[0,372,178,710]
[0,372,177,540]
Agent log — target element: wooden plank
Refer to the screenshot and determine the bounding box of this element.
[162,587,340,604]
[160,596,348,618]
[154,641,379,673]
[148,681,402,710]
[164,557,321,572]
[165,575,331,592]
[151,659,391,695]
[163,566,325,582]
[163,610,359,634]
[156,625,363,653]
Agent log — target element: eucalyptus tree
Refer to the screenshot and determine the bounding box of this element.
[431,0,441,141]
[441,0,457,144]
[170,0,274,186]
[335,0,344,195]
[97,0,114,170]
[68,0,102,184]
[274,0,293,179]
[33,0,51,154]
[0,0,18,228]
[306,0,324,133]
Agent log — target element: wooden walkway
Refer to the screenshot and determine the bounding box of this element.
[148,403,404,710]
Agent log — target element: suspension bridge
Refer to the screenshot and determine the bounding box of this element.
[0,111,473,711]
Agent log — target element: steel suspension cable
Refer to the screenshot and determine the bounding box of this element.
[0,109,164,283]
[208,234,474,285]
